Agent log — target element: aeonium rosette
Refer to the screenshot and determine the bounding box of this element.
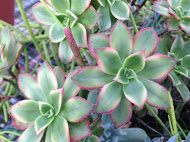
[72,21,177,128]
[32,0,100,64]
[9,61,95,142]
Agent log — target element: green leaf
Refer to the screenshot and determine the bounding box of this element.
[60,97,94,122]
[137,54,177,80]
[181,55,190,68]
[71,22,88,47]
[123,50,145,73]
[114,67,130,84]
[48,0,70,13]
[166,19,180,31]
[97,0,107,7]
[133,28,159,57]
[35,115,54,135]
[50,89,63,115]
[89,34,110,57]
[110,95,132,128]
[49,23,65,43]
[37,61,58,102]
[169,71,181,86]
[45,125,52,142]
[58,39,74,64]
[53,66,65,89]
[0,27,11,57]
[97,5,111,31]
[174,66,188,77]
[18,74,48,102]
[71,0,91,14]
[110,20,133,62]
[168,0,180,10]
[180,41,190,58]
[180,0,190,11]
[69,119,92,141]
[138,78,170,109]
[171,35,183,59]
[66,10,78,27]
[86,135,100,142]
[153,5,171,17]
[179,20,190,35]
[62,70,80,104]
[176,80,190,103]
[95,81,123,114]
[78,6,100,29]
[18,125,44,142]
[123,78,147,109]
[39,101,54,115]
[9,100,40,123]
[110,1,129,20]
[0,59,9,71]
[32,3,56,25]
[51,115,70,142]
[72,66,114,90]
[95,47,122,75]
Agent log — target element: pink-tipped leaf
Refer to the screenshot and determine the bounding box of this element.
[47,0,70,13]
[49,23,65,43]
[53,66,65,88]
[70,0,91,15]
[166,19,180,31]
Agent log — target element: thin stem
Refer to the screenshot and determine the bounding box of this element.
[130,10,138,34]
[0,131,20,136]
[81,48,94,61]
[70,58,76,71]
[2,104,8,122]
[145,103,172,137]
[50,42,61,67]
[42,41,53,66]
[24,45,29,73]
[16,0,45,60]
[177,123,187,139]
[18,35,48,44]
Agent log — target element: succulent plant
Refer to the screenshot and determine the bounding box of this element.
[72,21,177,128]
[157,35,190,103]
[9,61,95,142]
[0,26,23,84]
[153,0,190,34]
[32,0,100,64]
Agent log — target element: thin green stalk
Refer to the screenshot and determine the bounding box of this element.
[145,103,172,137]
[2,104,8,122]
[81,48,95,61]
[24,45,29,73]
[177,123,187,139]
[18,35,48,44]
[31,64,39,75]
[130,10,138,34]
[50,42,61,67]
[42,41,53,66]
[16,0,45,60]
[70,58,76,71]
[0,131,20,136]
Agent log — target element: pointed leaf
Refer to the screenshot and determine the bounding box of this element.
[35,115,54,136]
[137,54,177,80]
[95,81,123,114]
[69,119,92,141]
[179,20,190,35]
[58,39,74,64]
[72,66,114,90]
[176,80,190,103]
[168,0,180,10]
[166,19,180,31]
[98,5,111,31]
[49,23,65,43]
[11,116,30,130]
[168,71,181,86]
[78,6,100,29]
[51,115,70,142]
[47,0,70,13]
[110,20,133,62]
[89,34,110,57]
[37,61,58,102]
[45,125,52,142]
[39,101,54,115]
[171,35,183,59]
[0,27,11,57]
[53,66,65,88]
[70,0,91,15]
[62,70,80,104]
[133,28,159,57]
[110,1,129,20]
[139,78,170,109]
[153,5,171,17]
[123,50,145,73]
[174,66,188,77]
[9,100,40,123]
[169,7,179,19]
[123,78,147,109]
[60,97,94,122]
[95,47,122,75]
[181,55,190,68]
[71,22,88,47]
[180,0,190,11]
[66,10,78,27]
[110,95,132,128]
[18,125,44,142]
[114,68,129,84]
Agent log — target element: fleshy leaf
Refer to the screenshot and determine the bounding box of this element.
[35,115,54,136]
[37,61,58,102]
[39,101,54,115]
[50,89,63,115]
[95,47,122,75]
[123,78,147,109]
[110,1,129,20]
[18,125,44,142]
[176,80,190,103]
[180,0,190,11]
[47,0,70,13]
[60,97,94,122]
[179,20,190,35]
[11,116,30,130]
[58,39,74,64]
[174,66,188,77]
[70,0,91,15]
[51,115,70,142]
[69,118,92,141]
[71,22,88,47]
[114,68,130,84]
[18,74,48,102]
[72,66,114,90]
[98,5,111,31]
[97,0,107,7]
[181,55,190,68]
[110,20,133,62]
[78,6,100,29]
[32,3,56,25]
[95,81,123,114]
[9,100,40,123]
[49,23,65,43]
[53,66,65,88]
[86,135,100,142]
[123,50,145,73]
[168,71,181,86]
[171,35,183,59]
[89,34,110,57]
[166,19,180,31]
[62,70,80,104]
[66,10,78,27]
[133,28,158,57]
[137,54,177,80]
[153,5,171,17]
[110,95,132,128]
[169,7,179,19]
[138,78,170,109]
[45,125,52,142]
[168,0,180,10]
[0,27,11,57]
